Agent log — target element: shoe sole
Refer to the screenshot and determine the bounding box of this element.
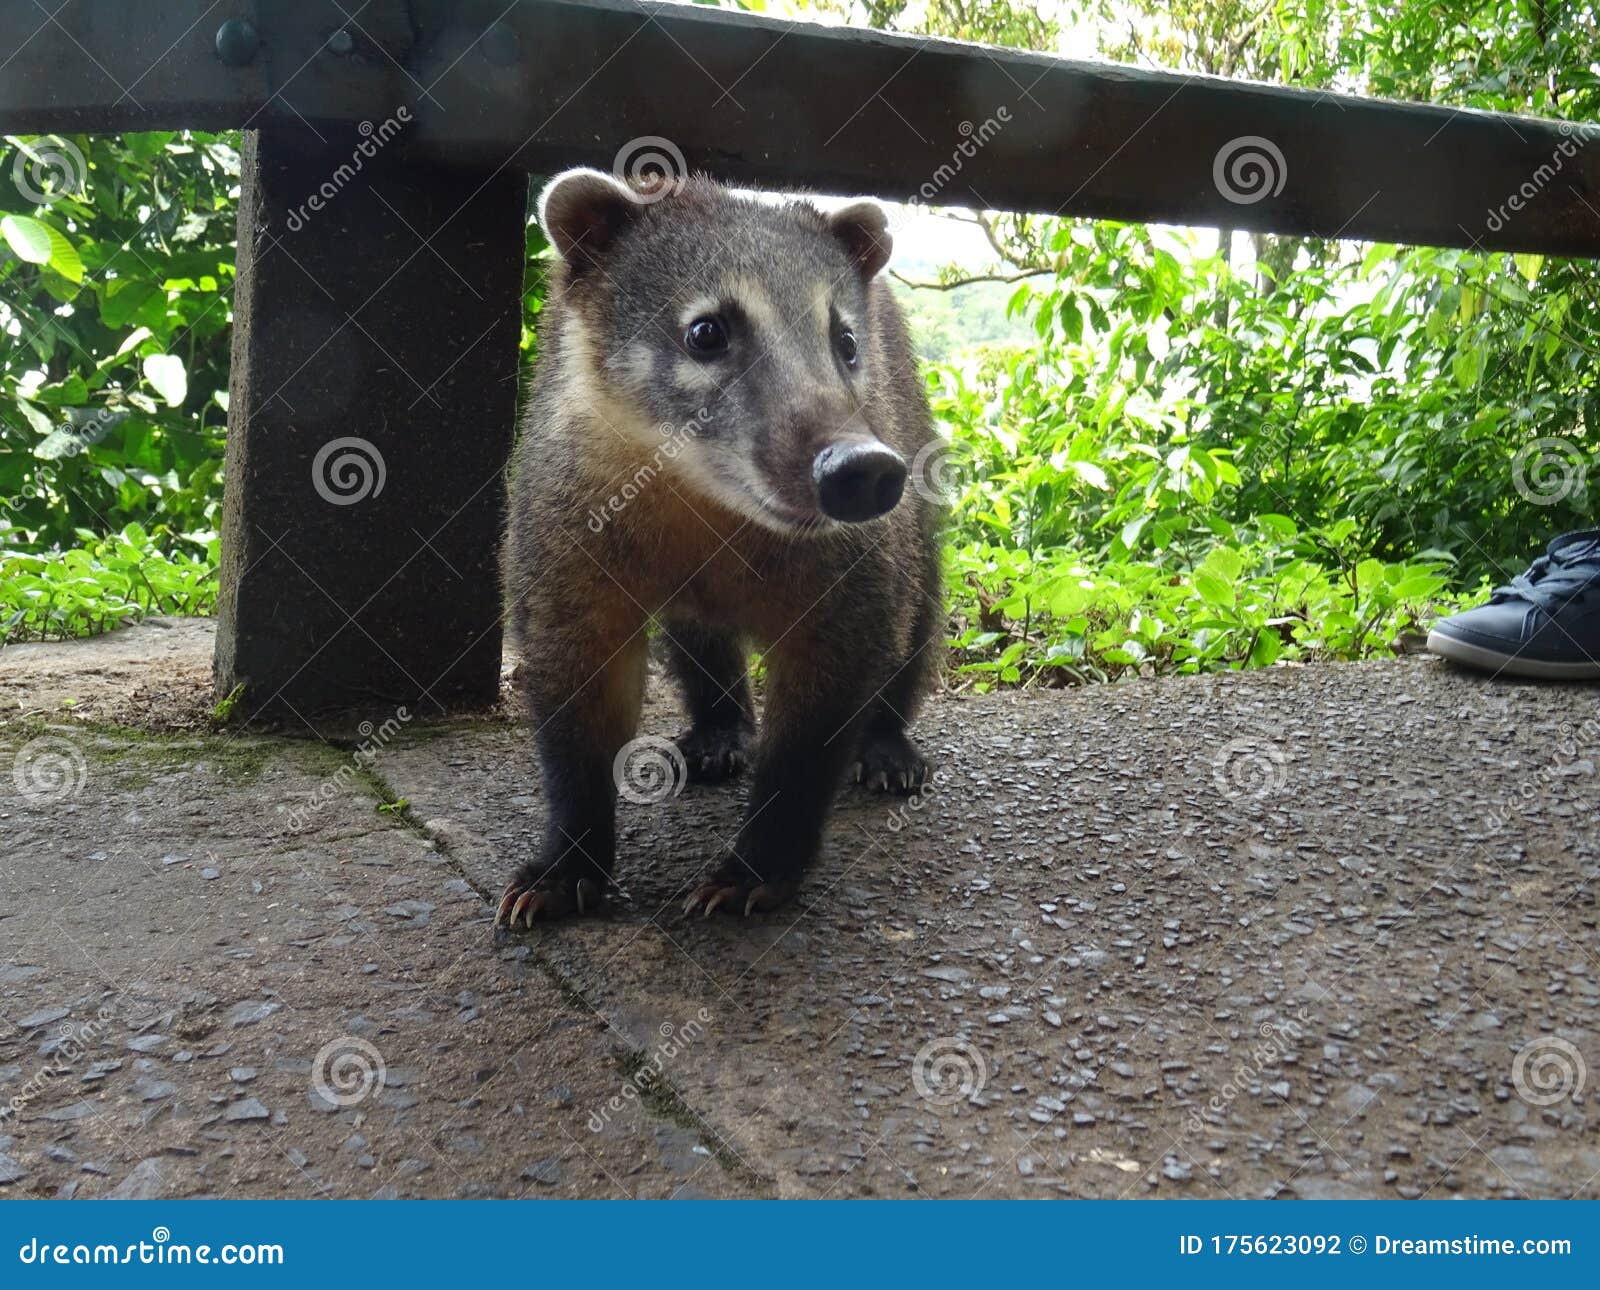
[1426,629,1600,680]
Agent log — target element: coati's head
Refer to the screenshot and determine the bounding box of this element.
[538,168,908,535]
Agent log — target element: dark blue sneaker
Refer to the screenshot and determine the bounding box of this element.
[1428,529,1600,679]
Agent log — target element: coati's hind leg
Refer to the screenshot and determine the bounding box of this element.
[664,621,754,784]
[851,585,940,795]
[498,621,647,927]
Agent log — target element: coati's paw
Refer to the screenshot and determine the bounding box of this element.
[675,723,753,784]
[849,731,930,795]
[495,866,604,928]
[683,857,798,918]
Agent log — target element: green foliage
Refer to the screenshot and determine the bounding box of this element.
[1,131,236,560]
[1,521,217,643]
[928,211,1594,687]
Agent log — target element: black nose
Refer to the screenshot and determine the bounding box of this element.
[812,442,907,522]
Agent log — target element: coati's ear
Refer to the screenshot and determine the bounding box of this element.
[827,201,892,279]
[538,168,641,270]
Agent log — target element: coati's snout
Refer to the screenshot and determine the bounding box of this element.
[813,440,906,522]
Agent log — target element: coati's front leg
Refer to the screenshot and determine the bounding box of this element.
[664,621,754,783]
[497,616,647,927]
[684,631,868,917]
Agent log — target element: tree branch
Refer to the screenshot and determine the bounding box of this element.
[890,268,1055,291]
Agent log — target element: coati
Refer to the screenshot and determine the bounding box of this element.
[496,168,943,925]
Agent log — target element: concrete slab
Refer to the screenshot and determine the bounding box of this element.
[3,619,1597,1198]
[0,637,747,1198]
[389,654,1600,1198]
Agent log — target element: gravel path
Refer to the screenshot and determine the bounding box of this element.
[2,620,1596,1197]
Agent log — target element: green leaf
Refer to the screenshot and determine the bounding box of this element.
[1,214,52,264]
[0,215,82,282]
[1249,630,1282,668]
[142,354,188,408]
[42,224,83,282]
[1193,570,1234,608]
[1064,459,1108,490]
[99,279,161,328]
[12,399,52,436]
[30,376,88,406]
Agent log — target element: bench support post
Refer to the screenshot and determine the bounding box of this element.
[214,128,528,719]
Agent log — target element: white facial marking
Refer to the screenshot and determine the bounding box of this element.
[677,295,723,331]
[601,341,654,393]
[672,358,722,396]
[725,274,782,335]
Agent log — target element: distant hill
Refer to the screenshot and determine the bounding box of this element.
[890,277,1038,363]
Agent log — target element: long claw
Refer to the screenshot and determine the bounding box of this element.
[703,887,733,918]
[495,888,519,926]
[511,890,539,927]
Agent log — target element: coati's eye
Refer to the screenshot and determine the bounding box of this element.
[837,327,859,367]
[684,316,729,356]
